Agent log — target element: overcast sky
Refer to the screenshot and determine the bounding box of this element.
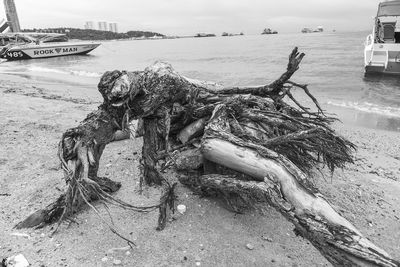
[1,0,381,35]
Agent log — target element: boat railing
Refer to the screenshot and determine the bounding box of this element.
[366,34,373,46]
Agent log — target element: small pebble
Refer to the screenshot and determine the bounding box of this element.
[113,259,122,265]
[125,251,131,256]
[261,236,273,242]
[195,262,201,266]
[177,204,187,214]
[246,243,254,250]
[5,254,29,267]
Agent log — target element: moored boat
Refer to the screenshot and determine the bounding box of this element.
[0,33,100,60]
[364,0,400,74]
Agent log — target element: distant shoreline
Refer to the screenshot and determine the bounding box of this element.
[18,27,371,42]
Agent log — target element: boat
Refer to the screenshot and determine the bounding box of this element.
[364,0,400,74]
[261,28,278,35]
[194,33,216,38]
[0,33,100,60]
[301,28,312,33]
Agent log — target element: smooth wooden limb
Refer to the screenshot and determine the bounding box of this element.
[200,139,398,266]
[177,118,207,144]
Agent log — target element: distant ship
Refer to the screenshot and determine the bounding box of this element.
[222,32,244,37]
[301,28,312,33]
[194,33,216,38]
[301,26,323,33]
[261,28,278,35]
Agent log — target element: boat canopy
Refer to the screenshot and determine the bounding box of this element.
[0,33,35,45]
[378,1,400,17]
[20,33,68,43]
[0,33,68,44]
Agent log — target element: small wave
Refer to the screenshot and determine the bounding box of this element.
[70,70,101,78]
[28,66,101,78]
[327,101,400,118]
[29,66,68,75]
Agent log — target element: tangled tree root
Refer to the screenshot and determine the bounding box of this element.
[17,48,400,266]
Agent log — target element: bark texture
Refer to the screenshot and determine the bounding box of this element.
[17,48,399,266]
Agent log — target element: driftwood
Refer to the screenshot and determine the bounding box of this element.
[17,48,399,266]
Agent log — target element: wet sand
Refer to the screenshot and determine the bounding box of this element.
[0,77,399,266]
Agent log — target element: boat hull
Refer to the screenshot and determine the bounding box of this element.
[364,42,400,75]
[2,42,100,60]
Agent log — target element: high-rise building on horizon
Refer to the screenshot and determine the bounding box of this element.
[98,21,108,31]
[84,21,95,30]
[83,21,118,33]
[3,0,21,32]
[109,22,118,33]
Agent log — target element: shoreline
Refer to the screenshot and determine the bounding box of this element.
[1,71,400,133]
[0,79,399,266]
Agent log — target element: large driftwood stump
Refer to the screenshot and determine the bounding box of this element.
[18,48,399,266]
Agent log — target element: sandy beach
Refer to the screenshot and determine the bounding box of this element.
[0,74,399,267]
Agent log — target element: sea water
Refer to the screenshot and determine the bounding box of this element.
[1,31,400,131]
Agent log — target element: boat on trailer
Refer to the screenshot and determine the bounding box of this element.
[0,33,100,60]
[364,0,400,74]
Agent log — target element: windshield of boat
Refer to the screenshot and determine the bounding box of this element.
[378,1,400,17]
[0,34,35,45]
[37,34,68,43]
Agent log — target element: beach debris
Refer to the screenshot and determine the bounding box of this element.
[107,246,130,254]
[194,255,201,266]
[15,48,400,266]
[261,236,273,242]
[10,233,30,239]
[245,243,254,250]
[177,204,186,214]
[3,254,29,267]
[101,257,108,263]
[112,259,122,265]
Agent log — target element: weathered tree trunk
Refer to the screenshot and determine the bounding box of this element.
[198,138,398,266]
[180,104,399,266]
[181,174,399,267]
[16,48,399,266]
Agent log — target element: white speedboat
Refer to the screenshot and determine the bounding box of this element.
[364,0,400,74]
[0,33,100,60]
